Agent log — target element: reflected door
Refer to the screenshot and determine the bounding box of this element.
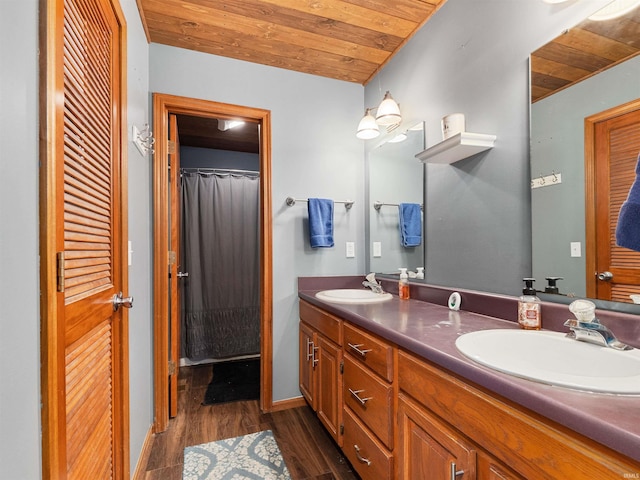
[586,100,640,302]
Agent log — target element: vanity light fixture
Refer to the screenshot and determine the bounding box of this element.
[356,91,402,139]
[588,0,640,20]
[356,108,381,139]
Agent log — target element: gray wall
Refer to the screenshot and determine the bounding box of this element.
[180,146,260,171]
[122,0,154,475]
[0,0,617,478]
[0,1,41,479]
[531,55,640,297]
[364,0,611,296]
[149,43,366,401]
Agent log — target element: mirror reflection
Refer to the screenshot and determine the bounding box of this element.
[368,122,425,274]
[530,5,640,306]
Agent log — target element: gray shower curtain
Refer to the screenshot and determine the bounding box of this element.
[180,171,260,360]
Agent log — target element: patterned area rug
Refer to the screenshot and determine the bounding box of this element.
[182,430,291,480]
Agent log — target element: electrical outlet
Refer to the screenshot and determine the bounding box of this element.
[346,242,355,258]
[373,242,382,257]
[570,242,581,258]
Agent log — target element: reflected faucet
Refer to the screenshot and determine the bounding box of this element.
[564,300,633,351]
[362,273,385,294]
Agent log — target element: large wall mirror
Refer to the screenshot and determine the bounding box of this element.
[367,122,425,274]
[530,3,640,309]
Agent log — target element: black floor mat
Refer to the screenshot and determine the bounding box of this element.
[203,359,260,405]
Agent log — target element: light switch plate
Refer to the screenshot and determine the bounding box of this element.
[346,242,355,258]
[373,242,382,257]
[570,241,581,258]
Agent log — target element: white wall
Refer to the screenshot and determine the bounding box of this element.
[149,44,365,401]
[365,0,611,296]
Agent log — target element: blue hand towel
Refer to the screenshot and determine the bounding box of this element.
[616,153,640,252]
[308,198,334,248]
[399,203,422,247]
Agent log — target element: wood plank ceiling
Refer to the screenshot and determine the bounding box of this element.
[530,7,640,103]
[136,0,448,85]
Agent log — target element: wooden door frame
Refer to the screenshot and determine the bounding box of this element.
[151,93,273,432]
[585,98,640,298]
[39,0,130,477]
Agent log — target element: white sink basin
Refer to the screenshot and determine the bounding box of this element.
[455,329,640,394]
[315,289,393,304]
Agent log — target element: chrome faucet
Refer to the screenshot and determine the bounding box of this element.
[564,299,633,351]
[362,273,385,294]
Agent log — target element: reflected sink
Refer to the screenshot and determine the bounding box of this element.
[455,329,640,394]
[315,289,393,304]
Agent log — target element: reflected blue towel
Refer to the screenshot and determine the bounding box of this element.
[616,154,640,252]
[308,198,334,248]
[399,203,422,247]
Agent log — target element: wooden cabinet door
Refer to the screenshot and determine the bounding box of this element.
[40,0,129,478]
[299,322,317,409]
[477,452,525,480]
[317,335,342,445]
[398,394,476,480]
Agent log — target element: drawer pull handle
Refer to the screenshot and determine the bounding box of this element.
[306,338,314,361]
[349,388,372,406]
[353,445,371,466]
[450,463,464,479]
[312,346,319,366]
[348,343,372,357]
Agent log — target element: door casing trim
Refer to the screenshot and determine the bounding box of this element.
[151,93,273,432]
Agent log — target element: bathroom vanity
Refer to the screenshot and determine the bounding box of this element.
[298,276,640,480]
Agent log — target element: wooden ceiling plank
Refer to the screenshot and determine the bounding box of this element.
[555,27,638,63]
[530,56,592,83]
[185,0,404,52]
[258,0,419,37]
[533,41,612,73]
[146,12,378,76]
[142,0,393,64]
[148,26,373,83]
[343,0,437,23]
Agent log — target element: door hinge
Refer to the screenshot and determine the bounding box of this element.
[56,252,65,292]
[340,424,344,435]
[168,250,176,265]
[340,360,344,374]
[167,140,177,155]
[168,360,176,376]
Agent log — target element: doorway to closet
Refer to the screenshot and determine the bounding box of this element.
[152,93,273,433]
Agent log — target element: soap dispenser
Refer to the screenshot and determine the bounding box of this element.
[398,268,410,300]
[416,267,424,279]
[518,278,541,330]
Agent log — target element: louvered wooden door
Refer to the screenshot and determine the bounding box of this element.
[40,0,129,479]
[588,101,640,302]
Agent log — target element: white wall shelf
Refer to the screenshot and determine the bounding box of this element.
[415,132,496,165]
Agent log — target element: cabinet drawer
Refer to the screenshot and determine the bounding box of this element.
[344,322,394,382]
[343,406,393,480]
[343,354,394,449]
[299,300,342,345]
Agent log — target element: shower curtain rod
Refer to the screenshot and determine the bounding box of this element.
[180,167,259,176]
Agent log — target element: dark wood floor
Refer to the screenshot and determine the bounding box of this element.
[138,364,359,479]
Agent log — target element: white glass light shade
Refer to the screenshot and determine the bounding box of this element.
[356,109,380,139]
[375,91,402,125]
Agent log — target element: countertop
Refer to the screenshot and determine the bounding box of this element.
[298,277,640,465]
